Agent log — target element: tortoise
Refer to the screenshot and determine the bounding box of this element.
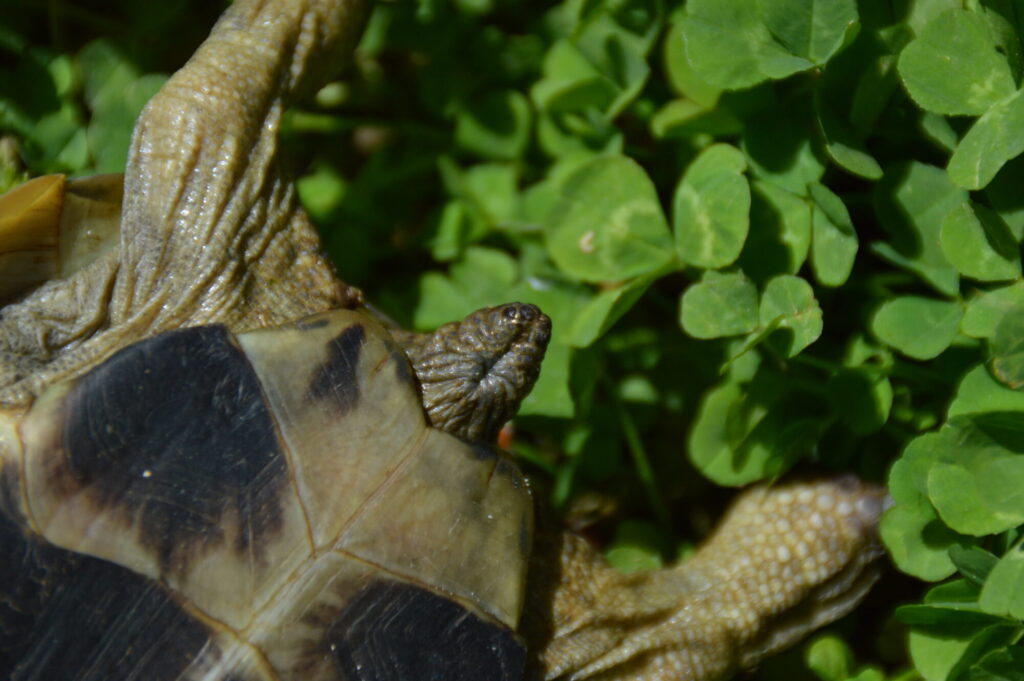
[0,1,888,680]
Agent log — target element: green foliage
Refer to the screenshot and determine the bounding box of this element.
[897,10,1016,116]
[673,143,750,269]
[679,271,759,339]
[546,155,675,282]
[806,633,895,681]
[871,296,963,361]
[6,0,1024,679]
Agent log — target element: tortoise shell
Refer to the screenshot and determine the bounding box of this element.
[0,173,122,302]
[0,308,533,681]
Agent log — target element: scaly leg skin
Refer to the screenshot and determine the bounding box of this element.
[524,476,888,681]
[0,0,368,405]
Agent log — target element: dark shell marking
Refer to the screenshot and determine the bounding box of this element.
[52,325,288,576]
[306,323,366,415]
[0,509,215,681]
[383,339,417,392]
[328,580,526,681]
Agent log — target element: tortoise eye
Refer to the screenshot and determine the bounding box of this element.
[501,303,539,323]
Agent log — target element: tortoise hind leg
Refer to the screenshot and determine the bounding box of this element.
[0,0,370,405]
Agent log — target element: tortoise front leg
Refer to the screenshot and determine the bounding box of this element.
[0,0,367,404]
[525,476,887,681]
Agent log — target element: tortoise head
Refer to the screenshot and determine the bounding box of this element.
[396,303,551,443]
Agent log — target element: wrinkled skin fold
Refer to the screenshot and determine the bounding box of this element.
[0,1,888,680]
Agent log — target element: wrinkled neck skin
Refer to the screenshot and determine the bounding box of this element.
[0,0,368,405]
[523,476,887,681]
